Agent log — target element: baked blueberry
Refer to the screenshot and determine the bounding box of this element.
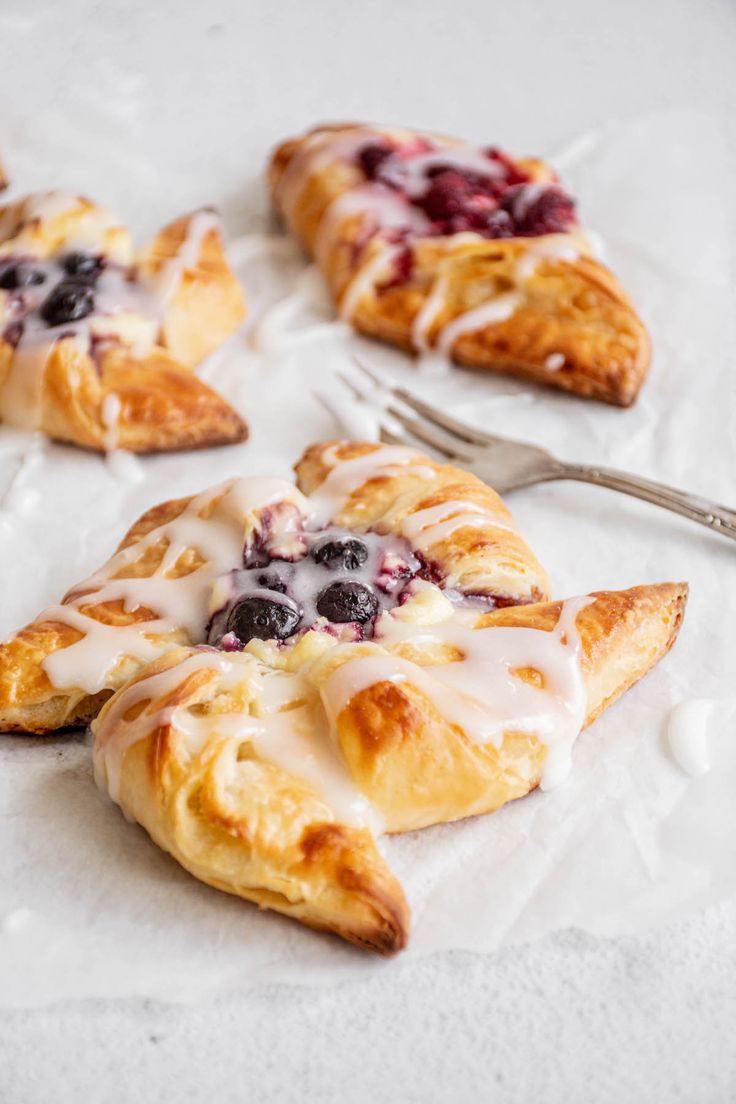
[39,282,95,326]
[226,595,300,642]
[62,252,103,280]
[316,580,379,624]
[312,535,369,571]
[0,262,46,290]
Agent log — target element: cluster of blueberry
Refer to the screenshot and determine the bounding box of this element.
[208,531,419,649]
[357,141,577,240]
[0,250,103,333]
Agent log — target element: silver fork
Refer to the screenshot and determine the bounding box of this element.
[336,361,736,543]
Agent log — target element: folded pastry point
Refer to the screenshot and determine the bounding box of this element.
[92,647,409,955]
[314,582,688,832]
[136,209,247,369]
[0,192,247,451]
[269,123,650,406]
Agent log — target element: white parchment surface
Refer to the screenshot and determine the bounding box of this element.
[1,110,735,1006]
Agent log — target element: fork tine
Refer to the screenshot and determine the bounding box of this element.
[336,369,472,462]
[332,370,415,449]
[378,425,409,446]
[352,358,502,447]
[376,401,474,462]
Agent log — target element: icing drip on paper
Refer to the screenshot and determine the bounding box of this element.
[666,698,735,777]
[0,432,46,518]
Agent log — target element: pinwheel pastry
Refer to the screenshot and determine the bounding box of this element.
[0,442,686,952]
[0,191,248,451]
[269,124,650,406]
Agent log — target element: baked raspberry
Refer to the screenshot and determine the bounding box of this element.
[358,142,395,180]
[502,185,576,236]
[485,148,531,186]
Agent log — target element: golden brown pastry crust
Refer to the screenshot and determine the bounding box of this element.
[91,581,685,952]
[295,440,550,602]
[0,193,248,451]
[93,647,409,955]
[269,124,650,406]
[320,582,687,832]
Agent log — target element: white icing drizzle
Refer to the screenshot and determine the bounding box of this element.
[101,392,121,452]
[98,390,144,482]
[394,145,506,198]
[0,328,82,430]
[0,192,123,252]
[93,648,384,834]
[150,209,221,309]
[412,274,449,353]
[315,185,430,268]
[514,237,580,283]
[399,499,514,553]
[322,596,592,791]
[437,292,521,356]
[337,241,403,322]
[38,476,309,694]
[307,443,435,527]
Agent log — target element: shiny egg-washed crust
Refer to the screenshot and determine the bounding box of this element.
[93,647,410,955]
[91,581,686,953]
[269,124,650,406]
[0,441,547,735]
[0,195,248,451]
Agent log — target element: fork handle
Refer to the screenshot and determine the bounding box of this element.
[555,463,736,542]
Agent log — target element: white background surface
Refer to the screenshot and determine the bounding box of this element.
[1,0,735,1100]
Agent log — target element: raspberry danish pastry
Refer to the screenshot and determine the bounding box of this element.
[269,124,650,406]
[0,192,247,451]
[0,442,686,952]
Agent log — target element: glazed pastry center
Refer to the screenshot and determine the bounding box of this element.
[355,139,576,242]
[207,527,421,649]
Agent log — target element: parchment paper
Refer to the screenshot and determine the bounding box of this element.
[1,110,734,1006]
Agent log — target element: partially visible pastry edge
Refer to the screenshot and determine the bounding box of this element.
[97,711,410,956]
[348,280,651,408]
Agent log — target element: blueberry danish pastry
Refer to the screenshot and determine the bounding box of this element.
[0,192,247,450]
[0,442,685,952]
